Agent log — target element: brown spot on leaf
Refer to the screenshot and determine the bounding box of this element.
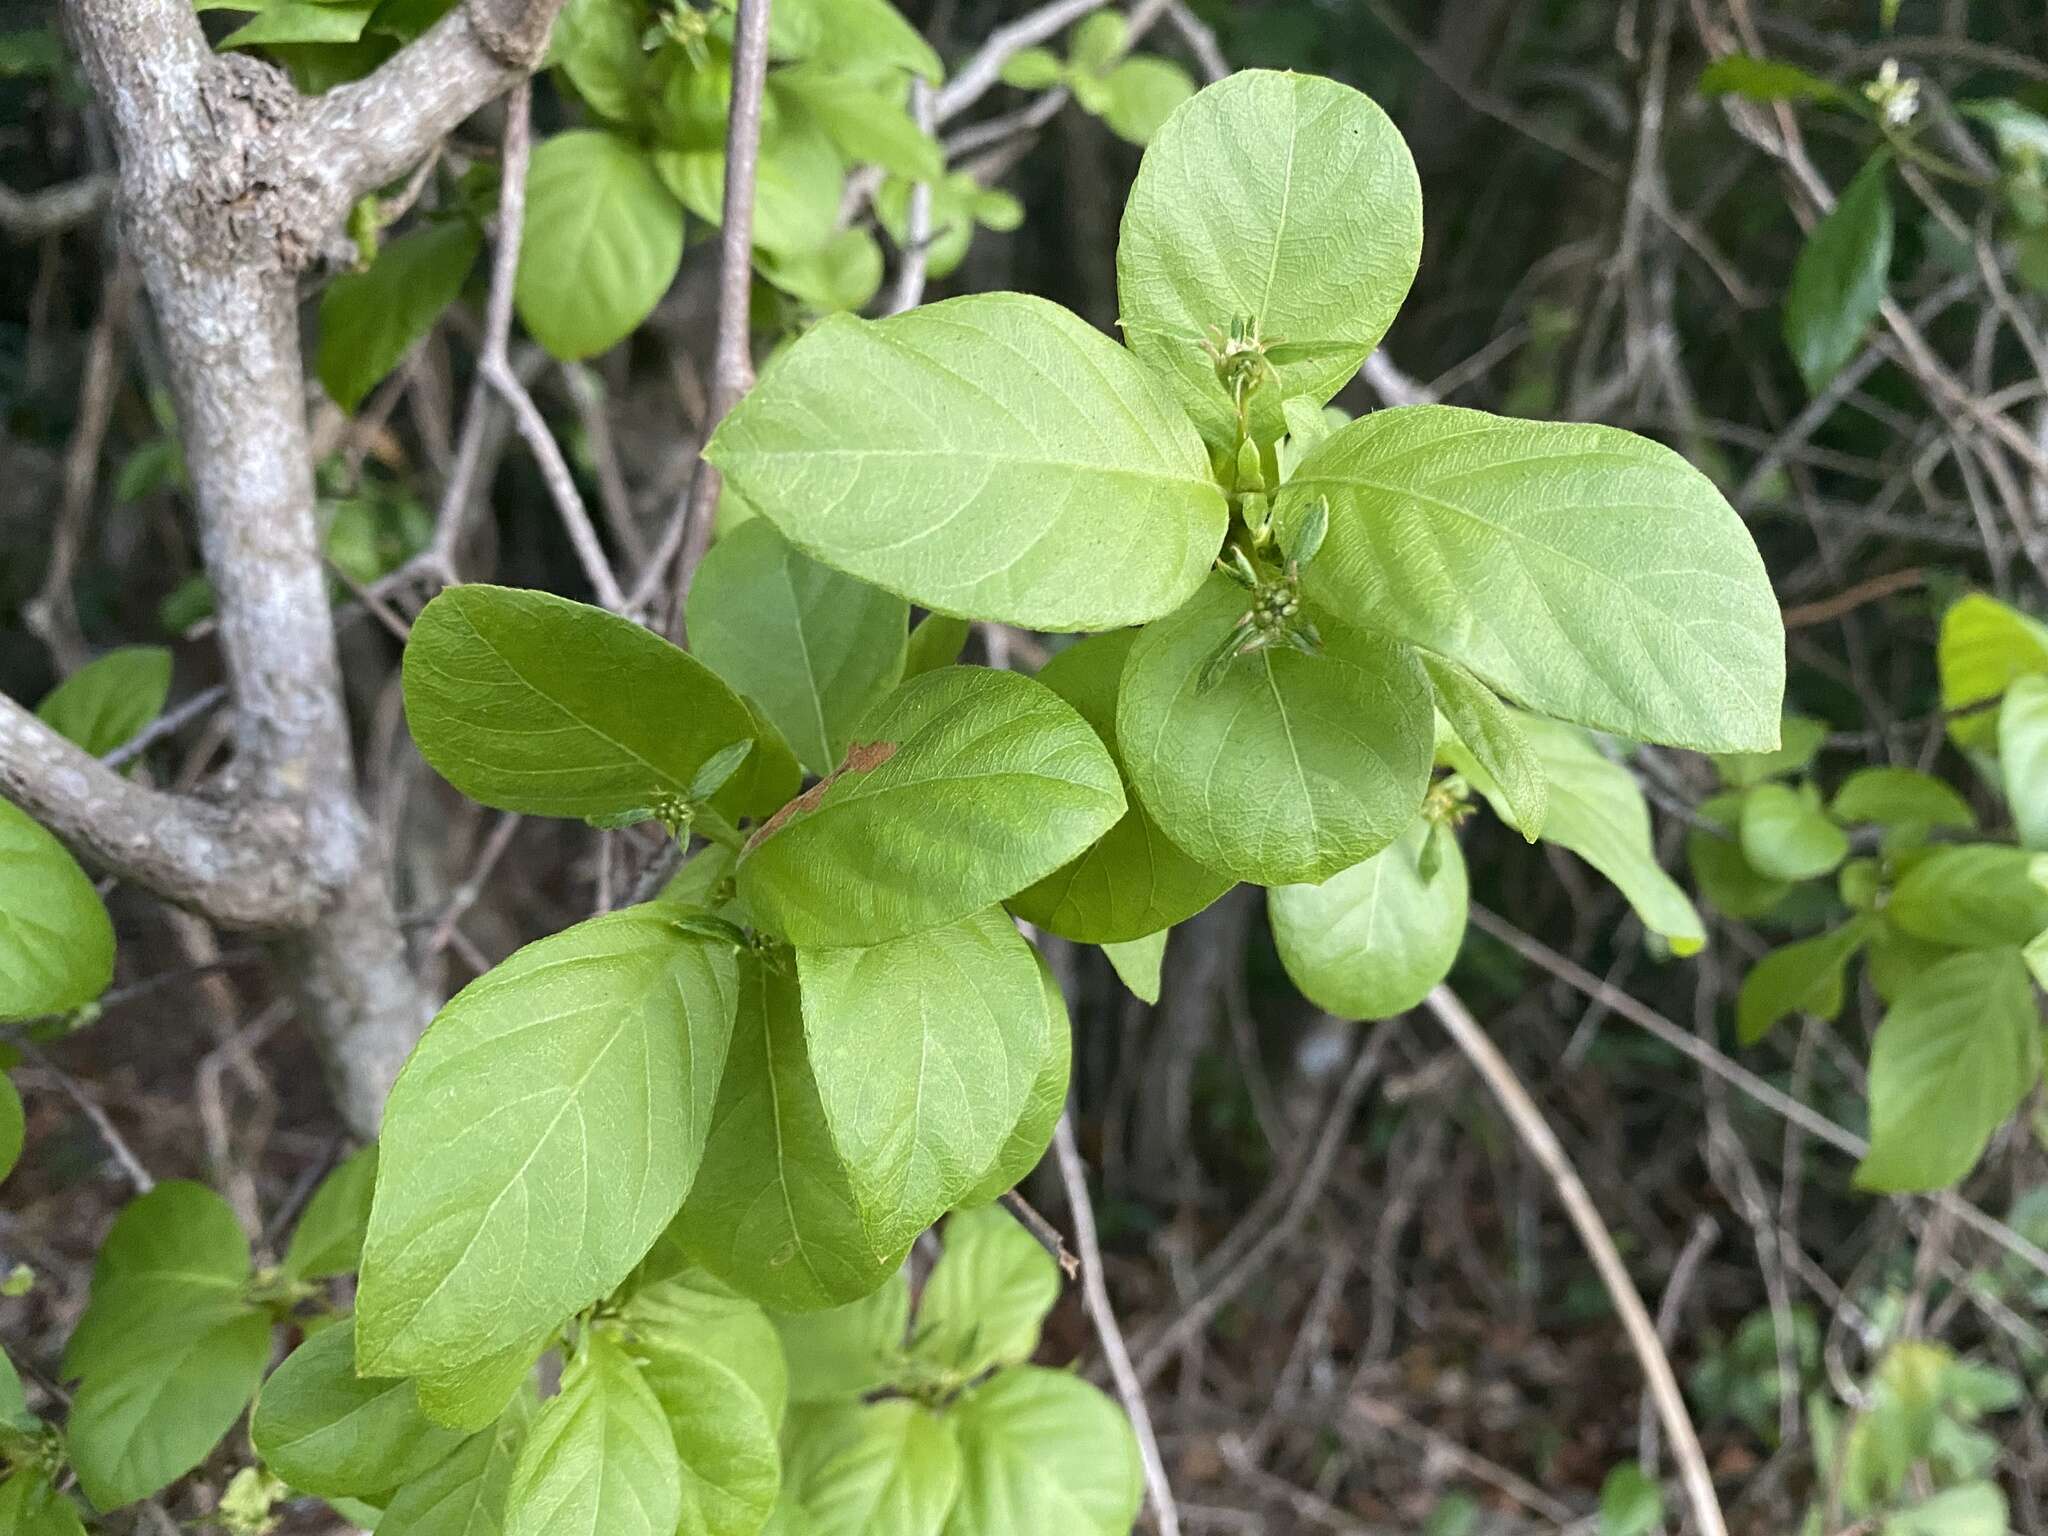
[743,739,899,852]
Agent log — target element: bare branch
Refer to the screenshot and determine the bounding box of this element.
[934,0,1111,125]
[0,174,116,240]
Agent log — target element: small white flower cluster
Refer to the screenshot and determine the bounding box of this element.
[1865,59,1921,128]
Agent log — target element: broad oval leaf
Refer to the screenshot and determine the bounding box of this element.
[1422,653,1546,840]
[956,953,1071,1207]
[1291,405,1784,753]
[1736,918,1873,1045]
[403,584,794,821]
[515,131,683,361]
[703,292,1227,632]
[1888,845,2048,950]
[1116,70,1422,449]
[375,1403,526,1536]
[504,1333,680,1536]
[773,1270,911,1405]
[36,646,172,757]
[1938,592,2048,749]
[1739,782,1848,881]
[1830,766,1975,832]
[1855,947,2041,1192]
[1271,817,1467,1021]
[782,1400,960,1536]
[675,959,904,1311]
[0,797,114,1019]
[357,909,739,1409]
[1715,712,1827,789]
[1784,153,1893,394]
[318,221,481,412]
[657,103,844,259]
[1999,675,2048,849]
[939,1368,1141,1536]
[686,520,909,778]
[738,666,1124,947]
[62,1181,251,1385]
[914,1205,1059,1381]
[797,909,1047,1256]
[251,1322,464,1499]
[1118,576,1434,886]
[1686,793,1791,921]
[1008,630,1232,943]
[615,1273,786,1536]
[0,1472,87,1536]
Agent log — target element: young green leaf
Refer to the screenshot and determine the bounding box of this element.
[1784,153,1894,394]
[375,1402,527,1536]
[1597,1463,1664,1536]
[998,47,1064,90]
[1098,56,1195,145]
[1119,576,1434,886]
[903,614,971,677]
[704,293,1227,632]
[1830,766,1976,832]
[738,666,1124,947]
[796,908,1047,1256]
[1009,630,1233,943]
[1116,70,1422,448]
[773,1269,911,1404]
[1291,405,1784,753]
[252,1323,466,1499]
[1856,947,2041,1193]
[1881,1483,2008,1536]
[939,1368,1141,1536]
[957,951,1071,1207]
[1421,653,1546,839]
[504,1333,680,1536]
[0,1472,87,1536]
[781,1399,960,1536]
[35,646,173,757]
[615,1272,787,1536]
[1100,929,1166,1003]
[1887,845,2048,950]
[770,0,942,83]
[914,1205,1060,1380]
[1271,817,1467,1021]
[1736,918,1873,1045]
[218,1,378,49]
[0,797,115,1019]
[657,103,844,260]
[773,66,943,181]
[318,221,481,412]
[1696,55,1846,105]
[403,584,794,822]
[674,959,904,1310]
[514,132,683,361]
[1998,675,2048,848]
[281,1144,377,1281]
[357,910,739,1416]
[687,520,909,777]
[1715,712,1827,789]
[1686,793,1791,920]
[550,0,650,124]
[755,228,886,313]
[1938,592,2048,749]
[1739,782,1848,881]
[0,1074,21,1185]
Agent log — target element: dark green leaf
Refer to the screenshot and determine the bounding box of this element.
[252,1322,465,1498]
[1736,918,1872,1044]
[35,647,172,757]
[319,221,481,412]
[1887,845,2048,950]
[281,1145,377,1281]
[1785,153,1893,393]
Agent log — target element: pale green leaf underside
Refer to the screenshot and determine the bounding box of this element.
[1421,652,1546,839]
[375,1406,525,1536]
[915,1205,1060,1380]
[773,1270,910,1405]
[705,292,1227,632]
[357,909,738,1391]
[957,952,1071,1206]
[1999,675,2048,849]
[783,1400,960,1536]
[1115,69,1422,448]
[505,1334,680,1536]
[939,1368,1142,1536]
[1293,405,1785,753]
[1736,918,1871,1045]
[1101,930,1167,1003]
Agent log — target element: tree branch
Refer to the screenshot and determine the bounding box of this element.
[0,174,116,240]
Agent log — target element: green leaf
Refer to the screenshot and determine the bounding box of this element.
[1292,405,1784,752]
[1116,70,1422,449]
[616,1273,786,1536]
[0,1343,31,1431]
[938,1368,1140,1536]
[1462,716,1704,952]
[1881,1483,2007,1536]
[1939,592,2048,749]
[0,1473,87,1536]
[1069,11,1125,71]
[357,910,739,1414]
[1739,782,1848,881]
[1422,653,1546,839]
[956,952,1071,1207]
[796,909,1047,1255]
[1271,817,1467,1021]
[704,293,1227,632]
[657,103,844,260]
[782,1400,960,1536]
[550,0,650,123]
[772,1270,910,1404]
[282,1145,377,1281]
[403,584,793,822]
[1831,767,1975,832]
[319,220,481,412]
[1888,845,2048,950]
[0,798,115,1019]
[1597,1463,1664,1536]
[1098,56,1195,145]
[62,1181,251,1384]
[998,47,1063,89]
[376,1403,527,1536]
[1697,55,1845,104]
[505,1333,680,1536]
[687,520,908,777]
[252,1322,465,1498]
[0,1074,20,1185]
[1101,930,1166,1003]
[738,666,1124,947]
[770,0,941,82]
[1009,630,1233,943]
[675,960,903,1311]
[1716,711,1827,789]
[773,66,942,181]
[515,132,683,361]
[1119,575,1434,886]
[1785,153,1894,393]
[1999,674,2048,848]
[1686,793,1790,920]
[35,647,172,757]
[1736,918,1872,1045]
[914,1205,1059,1380]
[755,229,885,314]
[219,0,377,48]
[903,614,970,678]
[1856,948,2041,1192]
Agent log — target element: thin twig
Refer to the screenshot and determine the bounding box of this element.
[16,1043,153,1194]
[1000,1188,1080,1278]
[933,0,1112,125]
